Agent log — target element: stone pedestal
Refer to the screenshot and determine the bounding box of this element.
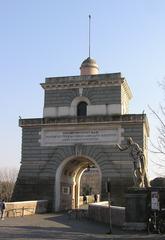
[124,188,148,230]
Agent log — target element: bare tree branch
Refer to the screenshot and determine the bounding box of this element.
[148,81,165,179]
[148,105,165,129]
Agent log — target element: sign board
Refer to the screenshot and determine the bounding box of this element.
[40,127,122,146]
[151,191,160,210]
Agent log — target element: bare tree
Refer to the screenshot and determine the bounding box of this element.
[149,81,165,177]
[149,105,165,155]
[0,168,18,202]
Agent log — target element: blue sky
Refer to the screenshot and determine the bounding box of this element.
[0,0,165,179]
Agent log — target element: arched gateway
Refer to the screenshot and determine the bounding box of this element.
[55,155,101,211]
[12,57,149,210]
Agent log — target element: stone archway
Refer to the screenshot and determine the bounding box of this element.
[55,155,102,211]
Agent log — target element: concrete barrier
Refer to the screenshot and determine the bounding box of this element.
[88,202,125,227]
[5,200,48,218]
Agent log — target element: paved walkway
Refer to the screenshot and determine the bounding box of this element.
[0,213,165,240]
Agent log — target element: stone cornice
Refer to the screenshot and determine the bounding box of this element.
[40,73,133,101]
[40,73,124,90]
[46,72,121,82]
[19,114,149,136]
[121,79,133,100]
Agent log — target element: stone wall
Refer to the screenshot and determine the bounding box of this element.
[5,200,48,218]
[42,73,131,118]
[44,75,122,108]
[13,69,150,212]
[88,202,125,227]
[12,115,148,208]
[44,89,79,107]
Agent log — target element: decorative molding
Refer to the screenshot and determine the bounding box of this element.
[40,73,123,91]
[41,79,121,90]
[121,79,133,100]
[79,88,83,96]
[19,115,149,137]
[75,144,83,156]
[71,96,90,107]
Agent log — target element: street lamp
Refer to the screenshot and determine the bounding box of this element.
[106,179,112,234]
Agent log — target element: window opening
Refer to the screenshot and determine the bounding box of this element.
[77,102,87,116]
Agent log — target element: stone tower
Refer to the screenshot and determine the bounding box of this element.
[12,57,149,210]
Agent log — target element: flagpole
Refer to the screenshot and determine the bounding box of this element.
[89,14,91,58]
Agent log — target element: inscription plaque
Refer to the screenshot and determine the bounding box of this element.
[40,127,122,146]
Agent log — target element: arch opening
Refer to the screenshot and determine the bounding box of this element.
[55,155,101,211]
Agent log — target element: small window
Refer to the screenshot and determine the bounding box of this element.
[77,102,87,116]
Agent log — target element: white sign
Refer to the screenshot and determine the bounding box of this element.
[40,128,121,146]
[151,191,160,210]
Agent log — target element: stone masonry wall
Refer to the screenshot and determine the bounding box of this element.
[44,86,121,107]
[12,119,147,208]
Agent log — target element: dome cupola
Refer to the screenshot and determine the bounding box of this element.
[80,57,99,75]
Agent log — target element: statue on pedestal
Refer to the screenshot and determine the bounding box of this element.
[116,137,150,188]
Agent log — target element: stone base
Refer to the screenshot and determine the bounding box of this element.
[125,188,148,224]
[123,222,147,231]
[124,187,165,231]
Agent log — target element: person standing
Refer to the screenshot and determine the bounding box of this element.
[0,199,6,220]
[83,194,87,204]
[94,194,98,203]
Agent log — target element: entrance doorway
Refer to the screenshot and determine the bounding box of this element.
[55,156,101,211]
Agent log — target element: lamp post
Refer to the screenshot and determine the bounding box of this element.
[106,179,112,234]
